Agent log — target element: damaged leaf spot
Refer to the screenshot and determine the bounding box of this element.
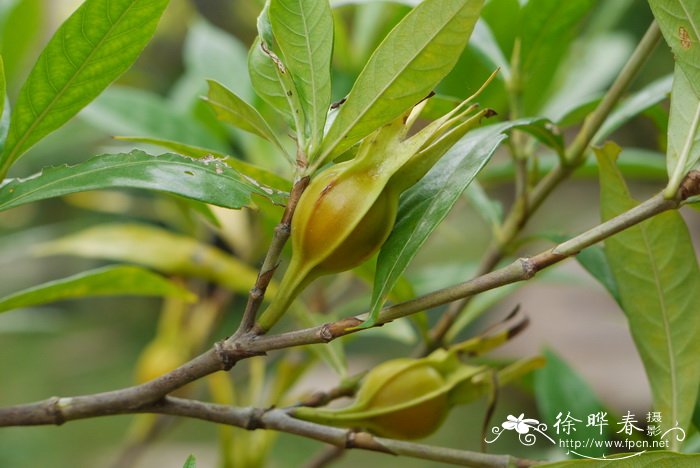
[679,26,692,49]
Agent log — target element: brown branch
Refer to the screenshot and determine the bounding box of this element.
[239,190,682,353]
[237,176,310,334]
[0,395,537,467]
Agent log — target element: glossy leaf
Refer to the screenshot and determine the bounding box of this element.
[666,65,700,193]
[0,265,195,313]
[113,136,292,192]
[34,223,262,295]
[518,0,594,114]
[369,119,554,318]
[597,142,700,442]
[595,74,673,144]
[317,0,484,164]
[204,80,287,155]
[535,349,611,458]
[369,123,506,320]
[0,150,287,213]
[269,0,333,151]
[82,86,227,151]
[0,0,170,177]
[649,0,700,99]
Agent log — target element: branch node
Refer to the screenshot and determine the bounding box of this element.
[518,257,537,279]
[214,340,237,371]
[48,396,66,426]
[245,407,267,430]
[249,287,263,301]
[275,223,291,236]
[680,171,700,200]
[318,324,334,342]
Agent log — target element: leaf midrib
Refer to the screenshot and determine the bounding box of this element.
[321,1,468,160]
[0,155,250,210]
[639,222,677,427]
[3,0,139,166]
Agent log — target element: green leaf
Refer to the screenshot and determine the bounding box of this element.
[317,0,484,164]
[597,142,700,443]
[595,74,673,144]
[113,137,292,192]
[249,5,306,137]
[82,86,227,151]
[518,0,594,115]
[0,265,195,313]
[540,452,700,467]
[666,65,700,196]
[0,0,170,178]
[0,0,44,89]
[369,121,508,323]
[269,0,333,152]
[544,233,620,303]
[0,150,287,214]
[535,349,612,458]
[204,80,288,156]
[34,223,262,295]
[649,0,700,99]
[0,55,4,125]
[182,455,196,468]
[0,55,7,152]
[575,245,620,304]
[248,37,294,125]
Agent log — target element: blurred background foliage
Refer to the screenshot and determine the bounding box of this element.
[0,0,694,466]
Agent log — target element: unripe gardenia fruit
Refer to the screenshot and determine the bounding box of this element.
[256,76,497,332]
[292,347,485,439]
[292,338,544,440]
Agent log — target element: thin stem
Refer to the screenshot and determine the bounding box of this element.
[426,20,662,349]
[244,187,686,353]
[236,176,310,334]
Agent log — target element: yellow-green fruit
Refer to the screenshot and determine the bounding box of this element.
[293,165,397,273]
[364,362,449,439]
